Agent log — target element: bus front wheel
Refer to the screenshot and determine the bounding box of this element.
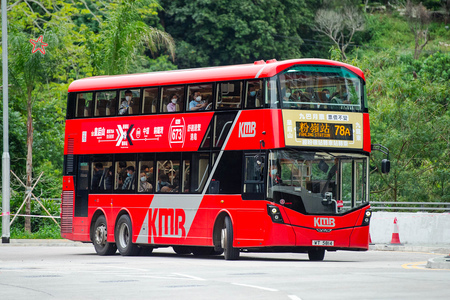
[93,215,117,256]
[115,214,140,256]
[221,216,240,260]
[308,248,325,261]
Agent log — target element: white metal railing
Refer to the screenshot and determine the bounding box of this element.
[370,201,450,212]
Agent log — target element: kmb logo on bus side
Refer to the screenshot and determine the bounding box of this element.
[239,121,256,138]
[149,208,186,238]
[314,217,335,227]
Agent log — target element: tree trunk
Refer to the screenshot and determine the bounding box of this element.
[25,87,33,233]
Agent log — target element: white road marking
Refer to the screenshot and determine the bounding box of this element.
[232,283,278,292]
[288,295,302,300]
[172,272,206,281]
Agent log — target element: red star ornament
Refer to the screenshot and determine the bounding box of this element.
[29,35,48,55]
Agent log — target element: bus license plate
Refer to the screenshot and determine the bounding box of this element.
[312,240,334,246]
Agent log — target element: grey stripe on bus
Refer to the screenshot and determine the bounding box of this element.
[201,110,242,196]
[255,65,268,79]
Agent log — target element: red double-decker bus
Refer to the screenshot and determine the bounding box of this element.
[62,58,380,260]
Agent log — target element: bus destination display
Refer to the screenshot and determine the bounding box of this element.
[296,122,353,140]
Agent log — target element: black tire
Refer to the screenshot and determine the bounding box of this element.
[222,216,240,260]
[93,215,117,256]
[115,214,140,256]
[173,246,192,255]
[211,249,224,256]
[138,246,154,256]
[192,247,215,256]
[308,248,325,261]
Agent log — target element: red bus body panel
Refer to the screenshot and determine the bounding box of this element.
[68,59,365,93]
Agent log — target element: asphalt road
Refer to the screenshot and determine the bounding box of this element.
[0,244,449,300]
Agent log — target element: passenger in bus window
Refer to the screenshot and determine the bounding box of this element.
[122,166,135,190]
[247,84,261,108]
[284,90,299,109]
[118,90,133,115]
[269,165,282,185]
[317,89,331,109]
[91,163,104,190]
[322,89,331,101]
[305,87,318,103]
[104,167,113,190]
[282,88,292,102]
[139,172,153,192]
[167,94,178,112]
[189,92,207,111]
[171,179,180,193]
[331,87,350,104]
[157,173,170,191]
[161,185,173,192]
[117,161,127,189]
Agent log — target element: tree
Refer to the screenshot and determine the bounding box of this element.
[89,0,175,75]
[359,51,450,203]
[313,5,365,60]
[159,0,311,68]
[8,31,59,232]
[405,0,431,59]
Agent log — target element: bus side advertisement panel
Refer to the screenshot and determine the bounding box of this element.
[65,113,214,155]
[225,109,285,151]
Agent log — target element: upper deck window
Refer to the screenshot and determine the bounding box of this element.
[279,66,364,112]
[143,88,158,114]
[75,92,93,118]
[161,85,185,113]
[94,91,117,117]
[187,84,213,111]
[245,80,263,109]
[118,89,140,116]
[216,81,242,110]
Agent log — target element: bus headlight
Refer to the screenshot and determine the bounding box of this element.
[362,209,372,226]
[267,205,284,224]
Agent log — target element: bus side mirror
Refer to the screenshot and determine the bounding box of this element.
[381,159,390,174]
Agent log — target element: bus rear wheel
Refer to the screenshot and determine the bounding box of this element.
[115,214,140,256]
[308,248,325,261]
[93,215,117,255]
[221,216,240,260]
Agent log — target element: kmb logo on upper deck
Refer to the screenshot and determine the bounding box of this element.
[239,121,256,138]
[314,217,335,228]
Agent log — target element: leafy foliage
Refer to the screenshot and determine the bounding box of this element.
[160,0,312,68]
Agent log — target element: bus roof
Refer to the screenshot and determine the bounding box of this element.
[68,58,365,93]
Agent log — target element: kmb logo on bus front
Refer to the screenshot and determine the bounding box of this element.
[314,217,335,227]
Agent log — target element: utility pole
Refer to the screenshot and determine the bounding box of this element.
[2,0,11,244]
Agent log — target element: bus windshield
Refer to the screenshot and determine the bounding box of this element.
[279,65,365,112]
[267,150,368,215]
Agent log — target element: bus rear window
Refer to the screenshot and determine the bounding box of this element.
[75,93,93,118]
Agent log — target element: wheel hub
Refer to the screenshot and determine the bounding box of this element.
[221,228,227,249]
[118,223,130,249]
[95,225,107,246]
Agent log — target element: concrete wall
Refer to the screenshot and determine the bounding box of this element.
[370,212,450,245]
